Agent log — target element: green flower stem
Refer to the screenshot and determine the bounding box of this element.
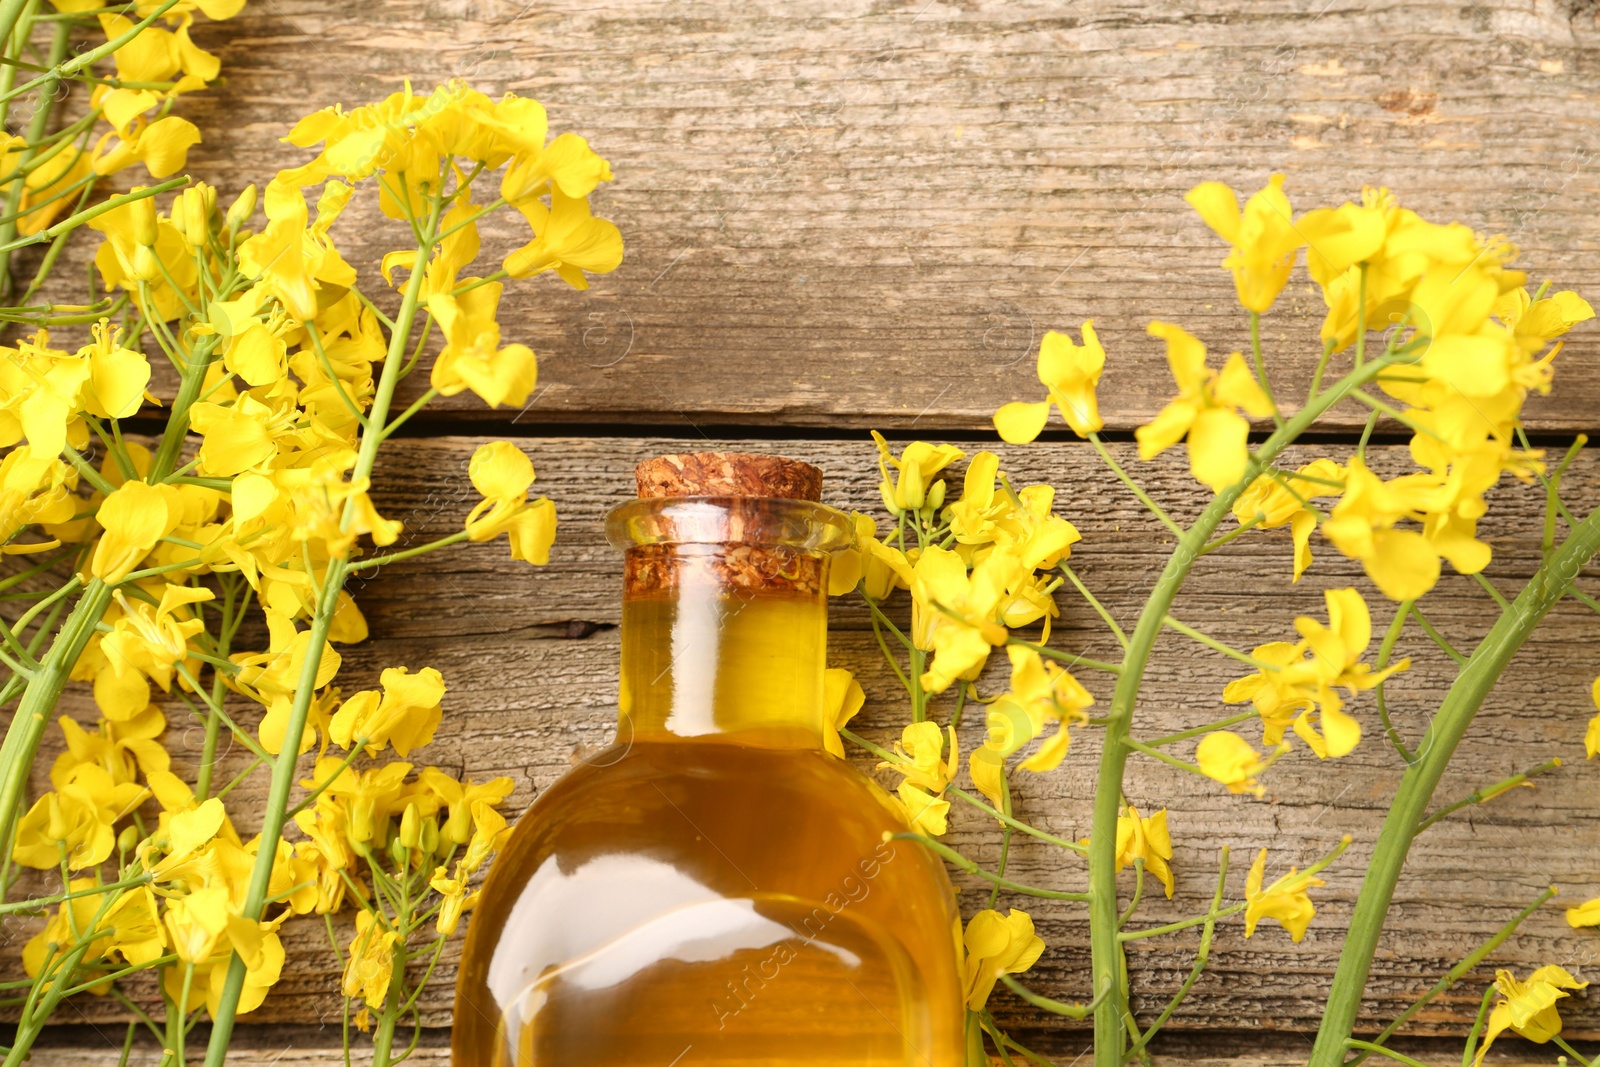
[1088,433,1182,538]
[999,973,1105,1019]
[0,0,181,108]
[1248,312,1285,429]
[0,579,111,884]
[1057,562,1129,649]
[1307,503,1600,1067]
[1374,599,1414,762]
[1126,848,1229,1055]
[1143,710,1256,748]
[1346,886,1556,1067]
[1162,614,1278,671]
[0,12,63,300]
[1415,759,1562,836]
[1087,357,1392,1067]
[890,832,1090,901]
[345,530,469,573]
[1408,605,1465,665]
[1343,1040,1436,1067]
[150,333,220,481]
[371,937,408,1067]
[202,180,446,1067]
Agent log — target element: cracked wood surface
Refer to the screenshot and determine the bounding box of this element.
[47,0,1600,436]
[10,436,1600,1048]
[12,0,1600,1058]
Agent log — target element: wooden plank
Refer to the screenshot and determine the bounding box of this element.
[7,436,1600,1041]
[23,0,1600,434]
[8,1028,1570,1066]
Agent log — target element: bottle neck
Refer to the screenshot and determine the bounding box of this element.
[618,543,829,746]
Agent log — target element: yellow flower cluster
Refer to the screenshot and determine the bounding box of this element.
[836,440,1092,835]
[17,670,514,1018]
[3,0,243,238]
[0,78,615,1041]
[999,176,1593,603]
[1221,587,1409,764]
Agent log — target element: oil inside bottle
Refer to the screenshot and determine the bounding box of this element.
[453,494,965,1067]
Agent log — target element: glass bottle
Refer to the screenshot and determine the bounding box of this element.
[453,452,966,1067]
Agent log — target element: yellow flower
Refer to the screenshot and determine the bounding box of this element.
[1243,849,1324,942]
[98,584,213,701]
[427,284,538,408]
[0,330,108,458]
[0,447,78,546]
[826,513,905,600]
[236,179,356,321]
[344,909,401,1008]
[49,707,169,788]
[89,196,199,322]
[187,390,302,476]
[1136,321,1274,492]
[895,781,950,837]
[1319,457,1450,601]
[993,323,1106,442]
[465,441,556,564]
[414,768,515,848]
[1232,459,1344,581]
[1185,173,1304,313]
[23,880,111,980]
[102,886,167,965]
[1114,806,1175,898]
[821,667,864,758]
[89,480,184,583]
[429,865,478,936]
[961,908,1045,1010]
[503,188,624,289]
[12,764,147,870]
[879,544,1019,694]
[462,798,510,874]
[985,645,1093,773]
[880,721,958,795]
[871,433,965,515]
[1565,897,1600,929]
[1195,731,1275,797]
[1475,966,1589,1066]
[328,665,447,758]
[304,758,411,850]
[1587,675,1600,760]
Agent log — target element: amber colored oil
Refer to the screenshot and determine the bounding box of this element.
[453,590,967,1066]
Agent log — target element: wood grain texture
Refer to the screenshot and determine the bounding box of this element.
[12,0,1600,1056]
[89,0,1596,434]
[8,436,1600,1047]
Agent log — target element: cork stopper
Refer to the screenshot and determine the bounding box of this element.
[622,452,832,598]
[634,452,823,502]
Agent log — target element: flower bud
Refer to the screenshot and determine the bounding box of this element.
[418,816,439,857]
[388,835,408,868]
[129,191,158,247]
[181,186,209,245]
[118,824,140,855]
[224,183,257,234]
[130,244,161,283]
[926,478,947,513]
[398,802,421,849]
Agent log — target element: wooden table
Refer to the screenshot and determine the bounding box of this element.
[21,0,1600,1062]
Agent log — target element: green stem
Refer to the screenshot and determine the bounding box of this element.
[370,943,407,1067]
[890,833,1089,901]
[1088,433,1183,538]
[0,580,110,888]
[1127,848,1230,1054]
[149,335,219,481]
[1088,357,1391,1067]
[1249,312,1285,429]
[0,13,63,300]
[1415,759,1562,836]
[201,179,446,1067]
[1347,886,1555,1066]
[1307,504,1600,1067]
